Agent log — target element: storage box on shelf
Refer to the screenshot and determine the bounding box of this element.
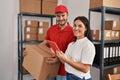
[38,22,49,41]
[20,0,58,15]
[105,20,120,30]
[24,20,39,41]
[42,0,58,15]
[20,0,41,14]
[90,0,120,9]
[91,30,112,40]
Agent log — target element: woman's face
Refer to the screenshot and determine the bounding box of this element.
[73,20,86,39]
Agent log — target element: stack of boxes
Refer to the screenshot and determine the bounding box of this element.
[90,0,120,9]
[105,20,120,40]
[38,22,49,41]
[24,20,49,41]
[20,0,58,15]
[20,0,41,14]
[24,20,39,41]
[91,20,120,40]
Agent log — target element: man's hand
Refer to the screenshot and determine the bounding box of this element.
[46,56,59,64]
[23,50,27,57]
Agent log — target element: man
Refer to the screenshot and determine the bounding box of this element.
[42,5,75,80]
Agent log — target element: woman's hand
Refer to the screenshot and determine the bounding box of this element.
[56,50,68,64]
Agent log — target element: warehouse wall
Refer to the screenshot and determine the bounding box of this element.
[62,0,89,25]
[0,0,19,80]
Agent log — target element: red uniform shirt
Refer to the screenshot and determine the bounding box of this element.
[46,23,75,75]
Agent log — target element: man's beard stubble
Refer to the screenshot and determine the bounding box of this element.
[57,20,67,27]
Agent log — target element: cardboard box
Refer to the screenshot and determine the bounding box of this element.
[25,20,39,27]
[105,21,120,30]
[24,33,37,41]
[24,27,38,34]
[111,31,120,40]
[90,0,120,9]
[22,44,60,80]
[42,0,58,15]
[91,30,112,40]
[104,68,114,80]
[38,22,49,41]
[116,66,120,73]
[20,0,41,14]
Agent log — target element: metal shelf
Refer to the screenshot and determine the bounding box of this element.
[93,40,120,44]
[104,64,120,69]
[93,63,120,70]
[18,13,55,80]
[89,6,120,80]
[89,6,120,15]
[18,40,43,44]
[18,13,55,18]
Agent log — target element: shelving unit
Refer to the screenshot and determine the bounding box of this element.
[89,6,120,80]
[18,13,55,80]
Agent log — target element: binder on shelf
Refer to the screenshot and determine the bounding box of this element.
[104,47,109,66]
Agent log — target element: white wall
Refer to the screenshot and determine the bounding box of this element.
[0,0,18,80]
[62,0,89,26]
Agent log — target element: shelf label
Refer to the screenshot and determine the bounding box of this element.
[113,21,117,27]
[27,34,30,39]
[39,21,43,26]
[26,27,30,32]
[27,20,31,26]
[39,28,43,34]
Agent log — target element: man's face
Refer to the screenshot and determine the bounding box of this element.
[55,12,68,26]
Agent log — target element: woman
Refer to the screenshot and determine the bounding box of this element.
[56,16,95,80]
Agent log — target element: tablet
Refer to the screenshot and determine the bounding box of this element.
[47,40,60,53]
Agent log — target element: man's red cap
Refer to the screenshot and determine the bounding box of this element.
[55,5,68,13]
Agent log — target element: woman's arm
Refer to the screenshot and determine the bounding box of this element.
[56,50,91,73]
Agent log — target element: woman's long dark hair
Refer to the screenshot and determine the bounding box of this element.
[73,16,92,41]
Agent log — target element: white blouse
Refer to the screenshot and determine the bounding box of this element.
[65,37,95,79]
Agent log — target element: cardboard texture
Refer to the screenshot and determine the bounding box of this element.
[90,0,120,8]
[91,30,112,40]
[20,0,58,15]
[22,44,60,80]
[105,21,120,30]
[38,22,49,41]
[20,0,41,14]
[24,27,38,34]
[42,0,58,15]
[104,68,114,80]
[111,31,120,40]
[25,20,39,27]
[24,33,37,41]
